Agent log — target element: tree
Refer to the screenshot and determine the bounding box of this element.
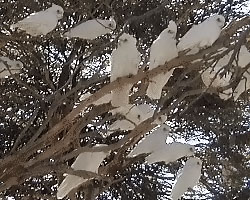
[0,0,249,199]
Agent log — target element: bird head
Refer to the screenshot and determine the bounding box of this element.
[187,145,196,156]
[172,143,195,157]
[108,17,117,30]
[185,157,202,167]
[164,20,177,38]
[213,14,225,28]
[13,61,23,70]
[156,115,167,124]
[160,124,170,133]
[51,4,64,20]
[118,33,135,46]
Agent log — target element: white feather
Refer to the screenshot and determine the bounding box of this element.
[235,45,250,68]
[57,144,109,199]
[201,58,232,89]
[201,49,232,100]
[171,157,202,200]
[177,14,225,54]
[219,88,233,100]
[124,104,154,125]
[201,45,250,100]
[109,104,154,134]
[111,33,141,107]
[0,57,23,78]
[233,69,250,100]
[147,21,178,99]
[152,114,167,125]
[146,142,195,165]
[128,124,170,157]
[12,4,64,36]
[64,17,116,39]
[109,119,135,132]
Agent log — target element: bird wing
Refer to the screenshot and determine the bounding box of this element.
[13,11,58,35]
[147,69,175,99]
[65,19,112,39]
[57,175,86,199]
[72,151,108,173]
[128,128,167,157]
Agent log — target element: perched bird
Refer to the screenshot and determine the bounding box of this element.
[177,14,225,54]
[111,33,141,107]
[201,64,232,100]
[128,124,170,157]
[122,104,154,125]
[201,45,250,100]
[147,21,178,99]
[57,144,109,199]
[234,45,250,68]
[170,157,202,200]
[146,142,195,165]
[233,69,250,100]
[12,4,64,36]
[0,57,23,78]
[64,17,116,39]
[109,104,154,133]
[201,48,232,100]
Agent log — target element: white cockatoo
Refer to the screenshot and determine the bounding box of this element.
[201,48,232,100]
[128,124,170,157]
[202,64,232,100]
[201,45,250,100]
[0,57,23,78]
[111,33,141,107]
[64,17,116,39]
[201,58,232,88]
[12,4,64,36]
[177,14,225,54]
[57,144,109,199]
[222,45,250,100]
[145,142,195,165]
[233,69,250,100]
[147,21,178,99]
[109,104,154,133]
[170,157,202,200]
[234,45,250,68]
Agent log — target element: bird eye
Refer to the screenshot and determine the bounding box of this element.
[137,114,141,119]
[158,116,162,121]
[57,10,61,14]
[163,127,167,131]
[216,18,222,22]
[189,147,194,152]
[197,161,200,165]
[168,30,174,34]
[124,38,128,42]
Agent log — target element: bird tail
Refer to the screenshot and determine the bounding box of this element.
[63,31,70,38]
[146,77,163,100]
[146,71,174,100]
[10,23,18,30]
[57,175,86,199]
[111,84,131,107]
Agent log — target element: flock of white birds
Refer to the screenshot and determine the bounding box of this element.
[1,4,249,200]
